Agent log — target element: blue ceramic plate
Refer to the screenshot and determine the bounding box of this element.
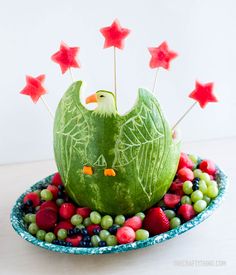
[10,164,227,255]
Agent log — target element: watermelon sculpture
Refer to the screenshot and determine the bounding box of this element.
[54,81,181,215]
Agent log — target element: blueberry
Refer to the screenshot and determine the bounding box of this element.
[173,202,181,212]
[192,182,199,191]
[161,206,167,211]
[26,206,35,213]
[52,240,60,245]
[98,241,106,247]
[66,242,73,247]
[57,191,64,198]
[74,228,81,234]
[194,177,200,182]
[108,225,119,235]
[25,199,33,207]
[79,240,87,247]
[81,228,88,236]
[83,236,91,242]
[58,184,64,191]
[86,242,92,247]
[93,228,101,235]
[67,229,74,236]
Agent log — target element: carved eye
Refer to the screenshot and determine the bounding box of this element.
[100,95,105,98]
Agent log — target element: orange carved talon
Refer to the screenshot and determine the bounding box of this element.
[104,169,116,176]
[83,166,93,175]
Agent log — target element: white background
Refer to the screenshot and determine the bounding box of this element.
[0,0,236,164]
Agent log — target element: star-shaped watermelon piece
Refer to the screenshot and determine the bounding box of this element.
[189,81,218,108]
[51,42,80,74]
[148,41,177,70]
[20,74,47,103]
[100,19,131,49]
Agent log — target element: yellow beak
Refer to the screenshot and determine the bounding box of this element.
[86,93,97,104]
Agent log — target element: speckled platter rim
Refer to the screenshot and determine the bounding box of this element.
[10,163,227,255]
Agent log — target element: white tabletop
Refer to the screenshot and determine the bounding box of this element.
[1,138,236,275]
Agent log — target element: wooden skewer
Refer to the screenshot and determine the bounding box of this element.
[40,96,54,119]
[69,68,74,83]
[172,102,197,130]
[152,68,159,95]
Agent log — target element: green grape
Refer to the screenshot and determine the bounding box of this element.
[191,190,203,203]
[106,235,118,246]
[199,180,208,194]
[189,154,198,165]
[28,223,39,235]
[183,181,193,195]
[83,217,92,227]
[71,214,83,226]
[56,198,64,207]
[57,229,67,240]
[91,235,101,247]
[114,215,125,226]
[203,195,211,205]
[45,232,56,243]
[40,189,53,201]
[135,229,149,241]
[193,169,202,178]
[170,217,181,229]
[28,214,36,223]
[194,200,207,213]
[181,195,192,205]
[36,230,46,241]
[101,215,113,229]
[135,212,145,221]
[24,213,32,223]
[99,229,110,241]
[207,180,218,187]
[200,172,211,183]
[90,211,102,224]
[207,185,219,198]
[164,210,176,220]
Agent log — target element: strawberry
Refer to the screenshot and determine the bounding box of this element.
[47,185,59,199]
[143,207,170,236]
[169,181,184,196]
[178,204,196,221]
[178,167,194,182]
[36,208,57,230]
[54,220,73,235]
[164,193,181,208]
[116,226,135,244]
[86,224,101,236]
[59,203,75,219]
[124,216,142,231]
[51,172,63,186]
[23,192,40,207]
[40,201,58,213]
[76,207,91,218]
[66,235,82,247]
[199,159,216,176]
[178,152,194,170]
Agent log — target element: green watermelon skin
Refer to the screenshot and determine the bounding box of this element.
[54,81,181,215]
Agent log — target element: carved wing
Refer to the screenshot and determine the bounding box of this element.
[54,81,91,184]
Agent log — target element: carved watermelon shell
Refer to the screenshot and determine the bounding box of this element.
[54,81,181,215]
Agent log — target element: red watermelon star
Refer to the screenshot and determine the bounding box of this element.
[148,41,177,70]
[20,74,47,103]
[51,42,80,74]
[189,81,218,108]
[100,19,130,49]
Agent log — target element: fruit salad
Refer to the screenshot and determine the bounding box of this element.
[21,154,219,248]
